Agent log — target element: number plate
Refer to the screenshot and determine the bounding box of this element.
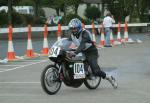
[48,46,61,57]
[73,63,85,79]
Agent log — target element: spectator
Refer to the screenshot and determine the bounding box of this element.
[103,12,115,47]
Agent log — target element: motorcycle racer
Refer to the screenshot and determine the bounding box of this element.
[68,18,118,89]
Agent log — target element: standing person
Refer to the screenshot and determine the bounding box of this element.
[103,12,115,47]
[68,18,118,89]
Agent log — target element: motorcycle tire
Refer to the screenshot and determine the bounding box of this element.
[41,65,62,95]
[83,65,101,89]
[84,75,101,89]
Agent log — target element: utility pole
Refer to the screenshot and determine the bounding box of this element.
[35,0,39,17]
[8,0,12,25]
[64,0,67,25]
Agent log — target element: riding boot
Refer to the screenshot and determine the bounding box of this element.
[105,74,118,89]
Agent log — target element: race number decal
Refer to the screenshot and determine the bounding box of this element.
[48,46,61,57]
[73,63,85,79]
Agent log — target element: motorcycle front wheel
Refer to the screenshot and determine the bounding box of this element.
[41,65,62,95]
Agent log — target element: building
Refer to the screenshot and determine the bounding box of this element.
[0,6,34,15]
[43,0,104,19]
[42,0,106,23]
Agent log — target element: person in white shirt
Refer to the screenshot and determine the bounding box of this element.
[103,12,115,47]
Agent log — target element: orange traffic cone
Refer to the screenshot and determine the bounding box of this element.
[124,22,128,41]
[100,24,105,46]
[117,22,122,42]
[7,25,16,61]
[57,22,62,41]
[91,20,96,45]
[25,25,36,58]
[110,30,114,45]
[41,24,49,56]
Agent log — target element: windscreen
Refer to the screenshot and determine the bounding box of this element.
[51,38,76,51]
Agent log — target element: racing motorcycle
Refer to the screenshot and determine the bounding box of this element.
[41,38,101,95]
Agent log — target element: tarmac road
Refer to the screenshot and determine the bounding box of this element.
[0,33,150,103]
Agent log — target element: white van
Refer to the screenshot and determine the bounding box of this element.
[0,6,34,15]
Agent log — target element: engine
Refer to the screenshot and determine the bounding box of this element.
[63,60,85,88]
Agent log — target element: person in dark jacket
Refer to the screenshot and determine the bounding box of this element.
[68,18,118,89]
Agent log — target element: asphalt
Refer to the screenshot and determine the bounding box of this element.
[0,32,150,103]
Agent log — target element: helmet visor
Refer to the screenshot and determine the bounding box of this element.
[70,27,78,34]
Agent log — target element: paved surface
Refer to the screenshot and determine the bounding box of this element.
[0,33,150,103]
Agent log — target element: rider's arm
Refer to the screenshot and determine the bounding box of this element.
[75,31,89,54]
[68,33,73,41]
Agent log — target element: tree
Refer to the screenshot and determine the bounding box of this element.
[41,0,64,16]
[67,0,83,15]
[0,0,21,6]
[103,0,150,22]
[19,0,46,17]
[84,5,101,20]
[0,0,21,24]
[32,0,41,17]
[0,0,7,6]
[41,0,51,7]
[18,0,34,6]
[8,0,21,24]
[133,0,150,22]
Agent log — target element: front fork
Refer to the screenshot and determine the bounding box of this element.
[54,63,64,81]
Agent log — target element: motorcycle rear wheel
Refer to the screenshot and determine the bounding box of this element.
[83,65,101,89]
[84,75,101,89]
[41,65,62,95]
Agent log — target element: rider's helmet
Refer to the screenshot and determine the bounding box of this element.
[68,18,82,36]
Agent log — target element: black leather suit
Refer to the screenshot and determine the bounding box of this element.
[72,29,106,79]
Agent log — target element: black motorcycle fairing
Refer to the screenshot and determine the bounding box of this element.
[62,61,84,88]
[49,50,66,63]
[47,38,101,89]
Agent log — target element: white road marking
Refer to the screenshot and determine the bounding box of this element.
[0,82,40,84]
[0,59,48,73]
[0,94,43,97]
[0,68,8,70]
[0,65,24,66]
[18,59,47,62]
